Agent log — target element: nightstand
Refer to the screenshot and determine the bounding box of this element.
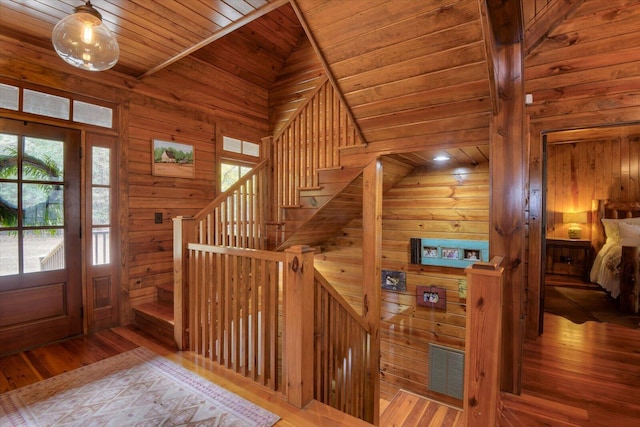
[545,238,593,281]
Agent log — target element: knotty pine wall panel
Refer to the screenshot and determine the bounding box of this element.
[269,37,325,137]
[126,98,217,300]
[546,136,640,240]
[296,0,492,154]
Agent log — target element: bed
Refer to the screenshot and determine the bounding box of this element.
[589,201,640,313]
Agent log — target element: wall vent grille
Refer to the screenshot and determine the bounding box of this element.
[428,343,464,399]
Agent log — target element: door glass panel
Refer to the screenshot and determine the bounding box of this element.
[0,230,18,275]
[22,183,64,227]
[92,147,110,185]
[0,134,18,179]
[92,187,110,224]
[24,229,64,273]
[23,137,63,182]
[0,183,18,228]
[92,227,110,265]
[91,146,111,266]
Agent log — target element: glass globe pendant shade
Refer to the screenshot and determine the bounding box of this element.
[52,2,119,71]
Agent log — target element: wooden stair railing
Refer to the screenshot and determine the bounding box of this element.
[193,159,270,249]
[173,161,270,348]
[313,269,375,424]
[268,79,366,239]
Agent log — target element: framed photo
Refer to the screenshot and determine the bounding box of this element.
[416,285,446,309]
[441,248,459,259]
[152,139,195,178]
[381,269,406,292]
[464,249,479,260]
[422,246,438,258]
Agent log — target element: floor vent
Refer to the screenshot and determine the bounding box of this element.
[429,343,464,399]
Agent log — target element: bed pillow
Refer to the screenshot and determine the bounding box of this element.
[601,216,640,244]
[618,222,640,246]
[601,218,621,243]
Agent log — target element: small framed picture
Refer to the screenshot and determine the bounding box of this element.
[416,285,446,309]
[463,249,479,260]
[422,246,438,258]
[441,248,459,259]
[152,139,195,178]
[381,270,406,292]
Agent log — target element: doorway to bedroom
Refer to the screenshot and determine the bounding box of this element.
[542,125,640,330]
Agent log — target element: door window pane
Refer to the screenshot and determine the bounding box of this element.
[0,182,18,228]
[92,147,110,185]
[92,227,110,265]
[0,230,18,275]
[22,183,64,227]
[0,133,18,179]
[23,229,64,273]
[92,187,110,225]
[23,137,63,182]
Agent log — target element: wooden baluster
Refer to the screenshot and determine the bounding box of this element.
[173,216,195,350]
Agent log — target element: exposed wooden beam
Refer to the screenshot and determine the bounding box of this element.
[485,0,524,45]
[137,0,290,80]
[480,0,527,395]
[524,0,585,56]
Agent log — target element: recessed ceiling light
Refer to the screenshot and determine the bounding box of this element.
[433,155,450,162]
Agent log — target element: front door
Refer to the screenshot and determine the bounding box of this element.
[0,118,82,354]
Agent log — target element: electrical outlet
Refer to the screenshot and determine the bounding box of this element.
[458,279,467,299]
[154,212,163,224]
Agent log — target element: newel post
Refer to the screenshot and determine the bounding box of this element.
[284,244,315,408]
[463,257,504,426]
[173,216,195,350]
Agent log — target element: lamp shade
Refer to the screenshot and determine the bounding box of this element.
[563,211,588,239]
[52,2,119,71]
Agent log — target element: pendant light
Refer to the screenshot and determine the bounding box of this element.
[52,1,119,71]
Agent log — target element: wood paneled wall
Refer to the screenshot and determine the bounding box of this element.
[269,37,326,136]
[296,0,492,155]
[546,136,640,240]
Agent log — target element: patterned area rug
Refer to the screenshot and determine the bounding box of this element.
[0,347,280,426]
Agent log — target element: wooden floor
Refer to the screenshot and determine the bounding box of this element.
[0,324,460,426]
[3,314,639,426]
[519,312,640,426]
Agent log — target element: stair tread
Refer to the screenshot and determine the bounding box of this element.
[134,301,174,324]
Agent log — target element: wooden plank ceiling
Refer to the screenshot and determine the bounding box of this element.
[0,0,300,84]
[525,0,640,141]
[0,0,502,165]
